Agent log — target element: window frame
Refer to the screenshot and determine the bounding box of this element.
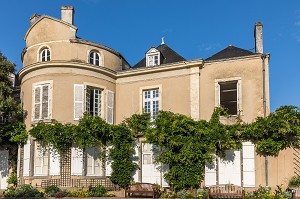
[140,85,162,121]
[215,78,242,116]
[88,50,103,66]
[32,80,53,122]
[146,47,160,67]
[39,47,51,62]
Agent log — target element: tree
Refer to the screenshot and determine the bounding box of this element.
[0,51,27,144]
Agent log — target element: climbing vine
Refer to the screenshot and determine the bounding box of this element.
[28,106,300,191]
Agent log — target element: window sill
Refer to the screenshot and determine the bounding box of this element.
[31,119,53,125]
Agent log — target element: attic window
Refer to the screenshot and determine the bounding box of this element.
[146,47,160,67]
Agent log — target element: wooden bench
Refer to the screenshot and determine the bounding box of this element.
[208,184,244,199]
[125,183,158,198]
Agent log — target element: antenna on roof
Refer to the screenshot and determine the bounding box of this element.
[161,37,165,45]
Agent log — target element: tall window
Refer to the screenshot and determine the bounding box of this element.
[89,51,102,66]
[40,48,50,62]
[143,89,159,120]
[85,146,103,176]
[33,83,50,120]
[86,86,102,117]
[34,142,49,176]
[219,81,238,115]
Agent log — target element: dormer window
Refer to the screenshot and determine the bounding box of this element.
[40,48,50,62]
[89,51,102,66]
[146,47,160,67]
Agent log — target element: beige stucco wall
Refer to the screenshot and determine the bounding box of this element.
[20,65,116,130]
[23,17,125,71]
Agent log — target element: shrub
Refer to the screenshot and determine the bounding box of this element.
[4,184,44,198]
[45,185,61,197]
[88,185,108,197]
[289,176,300,187]
[177,189,193,199]
[7,171,17,188]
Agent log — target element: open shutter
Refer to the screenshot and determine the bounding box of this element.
[49,150,60,176]
[23,140,31,176]
[71,146,83,175]
[74,84,84,120]
[105,145,112,176]
[242,142,255,187]
[106,90,114,124]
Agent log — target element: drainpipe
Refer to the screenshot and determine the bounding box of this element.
[261,54,268,187]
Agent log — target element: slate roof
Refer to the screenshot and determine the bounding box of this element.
[133,44,186,68]
[205,45,256,61]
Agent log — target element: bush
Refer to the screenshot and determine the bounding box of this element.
[88,185,108,197]
[7,171,17,188]
[177,189,193,199]
[289,176,300,187]
[4,184,44,198]
[45,185,61,197]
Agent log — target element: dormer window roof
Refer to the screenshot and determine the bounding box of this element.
[146,47,160,67]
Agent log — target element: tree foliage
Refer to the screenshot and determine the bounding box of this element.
[0,50,27,144]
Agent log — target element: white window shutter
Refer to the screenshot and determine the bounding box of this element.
[215,82,220,107]
[237,80,242,113]
[49,150,60,176]
[106,90,114,124]
[33,86,41,120]
[41,85,49,119]
[71,146,83,175]
[23,140,31,176]
[106,145,113,177]
[74,84,84,120]
[242,142,255,187]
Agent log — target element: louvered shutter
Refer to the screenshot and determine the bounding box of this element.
[106,90,114,124]
[23,140,31,176]
[242,142,255,187]
[33,86,41,120]
[0,150,8,189]
[49,150,60,176]
[74,84,84,120]
[106,145,113,177]
[41,85,49,119]
[71,146,83,175]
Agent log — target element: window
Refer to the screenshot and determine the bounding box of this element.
[40,48,50,62]
[86,86,102,117]
[89,51,102,66]
[217,80,241,115]
[85,146,103,176]
[34,142,49,176]
[33,83,51,120]
[143,89,159,120]
[146,47,160,67]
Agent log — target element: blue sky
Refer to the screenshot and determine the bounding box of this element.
[0,0,299,112]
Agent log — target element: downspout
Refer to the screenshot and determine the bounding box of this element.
[261,54,268,187]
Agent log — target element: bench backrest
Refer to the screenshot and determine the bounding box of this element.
[209,184,243,194]
[130,183,157,191]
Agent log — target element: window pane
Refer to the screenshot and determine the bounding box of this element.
[220,82,237,115]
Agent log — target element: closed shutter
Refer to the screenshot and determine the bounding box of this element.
[34,142,48,176]
[33,86,41,120]
[49,150,60,176]
[86,146,102,176]
[205,159,217,186]
[242,142,255,187]
[218,150,241,186]
[106,90,114,124]
[41,85,49,119]
[71,146,83,175]
[0,150,8,189]
[23,140,31,176]
[74,84,84,120]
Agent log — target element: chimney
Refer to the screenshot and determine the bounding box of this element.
[254,22,263,54]
[30,13,40,25]
[61,6,74,25]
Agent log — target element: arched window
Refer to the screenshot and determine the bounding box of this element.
[40,48,50,62]
[89,51,102,66]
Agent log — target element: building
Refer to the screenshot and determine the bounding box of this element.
[16,6,295,190]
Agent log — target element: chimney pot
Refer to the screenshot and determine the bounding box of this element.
[61,6,74,25]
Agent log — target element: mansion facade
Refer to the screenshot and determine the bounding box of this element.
[8,6,295,190]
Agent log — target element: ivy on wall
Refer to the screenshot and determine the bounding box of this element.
[28,106,300,190]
